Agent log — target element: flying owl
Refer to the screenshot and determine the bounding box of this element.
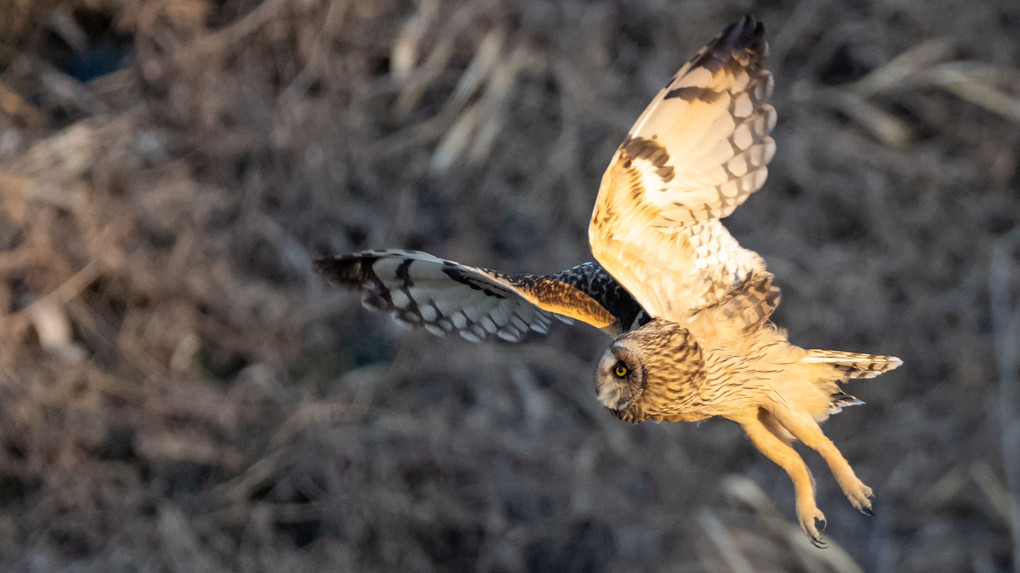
[594,270,901,546]
[315,16,901,546]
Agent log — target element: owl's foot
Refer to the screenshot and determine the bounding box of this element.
[767,409,876,520]
[842,479,873,516]
[797,503,827,548]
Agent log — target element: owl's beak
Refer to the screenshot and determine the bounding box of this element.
[596,379,628,411]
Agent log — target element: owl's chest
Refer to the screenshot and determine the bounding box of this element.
[654,351,769,421]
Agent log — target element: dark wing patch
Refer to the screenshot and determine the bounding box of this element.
[546,262,651,332]
[619,137,676,183]
[675,15,764,82]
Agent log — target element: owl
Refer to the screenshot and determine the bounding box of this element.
[594,271,901,546]
[315,16,901,546]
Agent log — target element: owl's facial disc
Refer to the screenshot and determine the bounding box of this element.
[595,341,645,416]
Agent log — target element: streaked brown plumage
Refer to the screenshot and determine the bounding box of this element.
[595,272,901,546]
[580,16,902,545]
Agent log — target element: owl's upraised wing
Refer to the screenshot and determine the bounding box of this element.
[589,16,777,322]
[314,250,648,342]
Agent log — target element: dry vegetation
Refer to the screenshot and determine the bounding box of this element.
[1,0,1019,571]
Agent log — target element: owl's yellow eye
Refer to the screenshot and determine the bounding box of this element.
[614,364,629,378]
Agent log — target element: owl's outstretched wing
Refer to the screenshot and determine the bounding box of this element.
[589,16,777,322]
[314,250,648,342]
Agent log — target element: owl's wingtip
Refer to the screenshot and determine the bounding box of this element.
[721,15,765,49]
[312,253,377,287]
[311,256,333,276]
[312,255,345,280]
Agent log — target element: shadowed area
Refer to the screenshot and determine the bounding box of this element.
[1,0,1019,571]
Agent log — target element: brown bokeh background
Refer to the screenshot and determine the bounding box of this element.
[1,0,1019,571]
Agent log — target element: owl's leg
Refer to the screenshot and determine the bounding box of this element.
[759,410,819,490]
[738,409,826,547]
[759,409,796,443]
[770,408,873,516]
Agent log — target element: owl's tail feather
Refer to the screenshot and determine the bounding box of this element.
[803,349,903,380]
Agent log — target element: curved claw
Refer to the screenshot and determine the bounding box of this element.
[844,482,874,516]
[799,507,827,548]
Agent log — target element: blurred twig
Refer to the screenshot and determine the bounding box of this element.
[806,39,954,148]
[698,508,755,573]
[916,62,1020,125]
[721,475,866,572]
[809,37,1020,147]
[846,38,957,99]
[823,91,914,149]
[1,260,100,327]
[175,0,290,61]
[0,80,46,129]
[429,36,531,175]
[989,227,1020,572]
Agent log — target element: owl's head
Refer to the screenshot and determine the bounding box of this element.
[595,321,703,422]
[595,337,648,422]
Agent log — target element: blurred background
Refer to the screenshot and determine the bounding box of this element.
[1,0,1019,571]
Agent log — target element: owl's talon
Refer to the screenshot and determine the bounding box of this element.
[798,506,827,547]
[843,481,873,515]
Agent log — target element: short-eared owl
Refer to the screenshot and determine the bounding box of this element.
[315,16,901,546]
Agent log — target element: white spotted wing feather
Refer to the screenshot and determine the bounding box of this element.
[315,250,637,343]
[316,250,555,342]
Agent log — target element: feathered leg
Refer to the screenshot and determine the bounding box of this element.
[738,408,827,546]
[759,409,796,444]
[770,407,874,515]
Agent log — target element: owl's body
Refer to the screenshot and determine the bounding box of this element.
[598,320,856,424]
[597,275,874,424]
[315,16,902,546]
[596,273,901,543]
